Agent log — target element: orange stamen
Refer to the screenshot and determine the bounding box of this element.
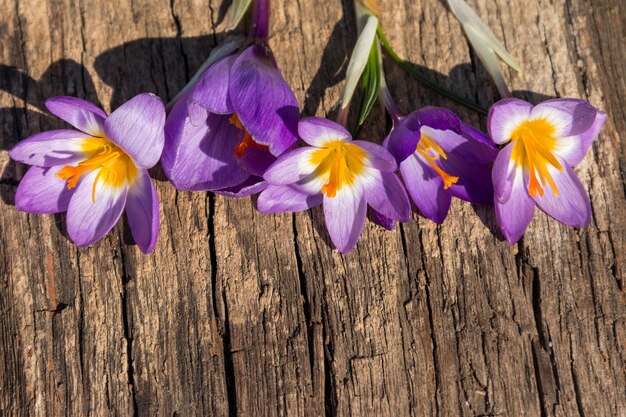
[309,141,367,198]
[55,141,136,203]
[511,119,563,197]
[416,134,459,189]
[229,113,269,158]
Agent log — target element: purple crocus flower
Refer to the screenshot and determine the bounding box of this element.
[488,98,606,244]
[384,107,498,224]
[162,0,298,197]
[9,94,165,253]
[257,117,411,253]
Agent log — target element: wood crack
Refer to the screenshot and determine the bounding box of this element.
[119,247,138,417]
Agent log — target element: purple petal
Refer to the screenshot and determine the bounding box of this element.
[14,165,74,214]
[236,145,277,177]
[263,147,317,185]
[495,171,535,244]
[323,185,367,253]
[488,98,533,144]
[406,107,463,133]
[45,96,107,136]
[363,170,411,222]
[352,140,397,171]
[66,170,128,248]
[104,93,166,169]
[384,119,420,164]
[386,107,463,163]
[257,184,323,213]
[533,163,591,227]
[190,54,236,115]
[263,146,319,185]
[214,176,268,198]
[229,44,298,156]
[491,143,516,204]
[531,98,598,137]
[441,154,494,205]
[459,121,498,151]
[369,209,397,230]
[555,110,607,166]
[298,117,351,147]
[399,154,451,224]
[426,126,497,164]
[162,100,248,191]
[9,129,89,167]
[125,170,159,253]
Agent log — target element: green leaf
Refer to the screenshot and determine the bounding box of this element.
[356,42,381,128]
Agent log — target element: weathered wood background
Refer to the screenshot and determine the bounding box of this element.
[0,0,624,415]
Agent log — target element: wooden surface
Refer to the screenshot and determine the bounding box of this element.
[1,0,624,415]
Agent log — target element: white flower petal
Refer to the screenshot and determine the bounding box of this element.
[340,15,379,109]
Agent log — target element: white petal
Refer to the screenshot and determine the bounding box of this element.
[340,15,379,109]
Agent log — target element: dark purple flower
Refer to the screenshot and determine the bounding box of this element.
[384,107,497,224]
[162,20,299,197]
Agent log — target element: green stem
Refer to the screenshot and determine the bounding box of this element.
[377,25,488,116]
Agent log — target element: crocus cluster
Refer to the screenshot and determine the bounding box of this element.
[7,0,607,254]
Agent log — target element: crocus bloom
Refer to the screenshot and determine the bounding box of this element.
[488,98,606,244]
[257,117,411,253]
[10,95,165,252]
[162,1,299,197]
[384,107,497,224]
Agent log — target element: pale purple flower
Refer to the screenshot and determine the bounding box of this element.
[384,107,497,224]
[9,94,165,252]
[257,117,411,253]
[488,98,606,244]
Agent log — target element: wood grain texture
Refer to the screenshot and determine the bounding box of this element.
[0,0,624,416]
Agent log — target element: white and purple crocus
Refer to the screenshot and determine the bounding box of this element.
[162,0,299,197]
[384,107,497,224]
[9,94,165,253]
[257,117,411,253]
[488,98,606,243]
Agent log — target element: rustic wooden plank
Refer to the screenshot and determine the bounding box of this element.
[0,0,624,416]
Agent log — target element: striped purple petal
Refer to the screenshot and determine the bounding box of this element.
[66,170,128,248]
[45,96,107,136]
[104,93,165,169]
[14,165,74,214]
[125,170,159,253]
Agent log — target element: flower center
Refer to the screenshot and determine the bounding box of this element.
[309,140,367,198]
[510,119,563,197]
[416,134,458,189]
[229,113,269,158]
[55,137,137,202]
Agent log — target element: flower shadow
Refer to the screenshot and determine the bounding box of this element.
[0,59,102,209]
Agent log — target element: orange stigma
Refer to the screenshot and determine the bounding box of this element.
[416,134,459,189]
[229,113,269,158]
[510,119,563,197]
[55,137,137,202]
[310,140,367,198]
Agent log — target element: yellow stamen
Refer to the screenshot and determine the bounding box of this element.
[55,138,137,202]
[229,113,269,158]
[416,134,459,189]
[510,119,563,197]
[309,140,367,198]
